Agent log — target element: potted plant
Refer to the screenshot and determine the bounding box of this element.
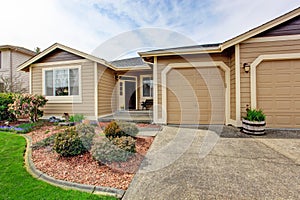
[242,108,266,135]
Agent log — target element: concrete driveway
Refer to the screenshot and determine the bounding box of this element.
[123,126,300,200]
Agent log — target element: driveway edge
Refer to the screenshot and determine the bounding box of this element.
[21,134,125,199]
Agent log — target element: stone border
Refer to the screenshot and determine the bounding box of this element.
[22,134,125,199]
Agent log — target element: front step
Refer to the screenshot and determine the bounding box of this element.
[98,110,153,123]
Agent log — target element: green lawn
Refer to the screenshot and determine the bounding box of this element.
[0,131,117,200]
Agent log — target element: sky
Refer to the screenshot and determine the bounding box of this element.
[0,0,299,60]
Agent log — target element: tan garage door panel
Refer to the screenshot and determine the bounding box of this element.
[167,67,225,124]
[257,59,300,128]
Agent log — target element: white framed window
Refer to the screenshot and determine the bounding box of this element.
[42,65,81,103]
[141,75,153,98]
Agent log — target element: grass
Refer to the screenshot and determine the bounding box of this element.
[0,131,117,200]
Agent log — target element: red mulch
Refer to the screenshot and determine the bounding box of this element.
[29,126,154,190]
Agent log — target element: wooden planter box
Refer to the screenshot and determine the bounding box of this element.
[242,119,266,135]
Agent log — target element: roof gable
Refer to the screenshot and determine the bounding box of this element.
[17,43,116,71]
[34,48,84,63]
[255,15,300,37]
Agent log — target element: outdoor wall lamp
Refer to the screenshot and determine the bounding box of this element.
[114,73,119,80]
[243,63,250,73]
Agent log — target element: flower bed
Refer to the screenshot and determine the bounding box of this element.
[28,123,154,190]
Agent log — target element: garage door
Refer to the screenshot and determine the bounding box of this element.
[257,59,300,128]
[167,67,225,124]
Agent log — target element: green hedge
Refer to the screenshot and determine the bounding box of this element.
[0,93,16,121]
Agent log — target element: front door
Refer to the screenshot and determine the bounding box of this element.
[119,76,137,110]
[125,81,136,110]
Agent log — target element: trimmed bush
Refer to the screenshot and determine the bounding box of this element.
[53,127,86,157]
[76,123,95,150]
[103,121,126,139]
[0,93,16,121]
[91,138,132,163]
[118,122,139,137]
[112,136,136,153]
[32,134,56,150]
[103,121,139,139]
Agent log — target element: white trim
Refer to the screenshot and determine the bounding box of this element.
[31,59,89,67]
[250,53,300,109]
[118,75,138,110]
[235,44,242,126]
[139,47,222,57]
[29,66,32,94]
[42,65,82,103]
[94,62,98,120]
[243,34,300,44]
[161,61,230,125]
[115,66,151,71]
[140,74,153,99]
[153,56,158,123]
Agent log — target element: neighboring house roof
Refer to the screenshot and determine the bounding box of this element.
[17,43,117,71]
[111,57,151,70]
[0,45,36,56]
[139,6,300,57]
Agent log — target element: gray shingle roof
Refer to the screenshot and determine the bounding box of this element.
[142,43,221,54]
[0,45,36,56]
[111,57,151,69]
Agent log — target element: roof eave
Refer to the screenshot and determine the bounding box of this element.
[138,47,222,57]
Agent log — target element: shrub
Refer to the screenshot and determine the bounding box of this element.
[91,138,132,163]
[53,127,86,157]
[69,114,85,123]
[32,134,56,150]
[103,121,139,139]
[8,93,48,122]
[112,136,136,153]
[118,121,139,137]
[244,108,266,122]
[0,93,16,121]
[103,121,126,139]
[76,123,95,150]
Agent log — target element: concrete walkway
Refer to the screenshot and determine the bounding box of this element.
[123,126,300,199]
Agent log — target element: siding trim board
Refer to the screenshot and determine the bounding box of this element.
[250,52,300,109]
[161,61,230,125]
[244,34,300,44]
[94,62,98,119]
[235,44,242,126]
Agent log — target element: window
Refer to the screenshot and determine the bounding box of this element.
[142,76,153,97]
[44,68,79,96]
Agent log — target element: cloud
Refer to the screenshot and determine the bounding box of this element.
[0,0,299,57]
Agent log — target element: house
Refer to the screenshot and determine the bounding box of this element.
[139,7,300,128]
[17,43,152,120]
[18,7,300,128]
[0,45,36,92]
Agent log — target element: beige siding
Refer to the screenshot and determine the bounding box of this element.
[157,53,230,122]
[0,50,32,92]
[98,64,117,116]
[31,61,95,118]
[240,39,300,118]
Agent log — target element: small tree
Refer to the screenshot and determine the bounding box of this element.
[0,74,27,93]
[9,94,48,122]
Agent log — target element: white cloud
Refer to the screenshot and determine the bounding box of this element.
[0,0,299,57]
